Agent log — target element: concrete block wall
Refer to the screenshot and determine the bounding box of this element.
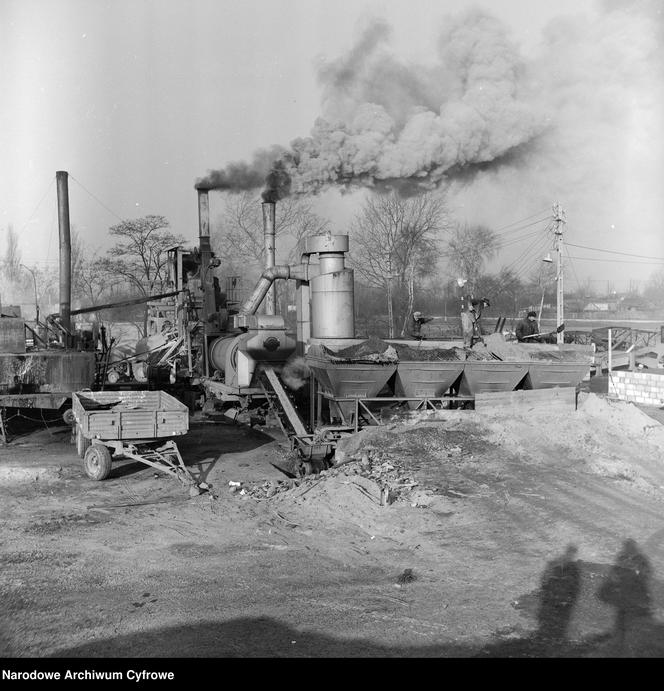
[609,370,664,406]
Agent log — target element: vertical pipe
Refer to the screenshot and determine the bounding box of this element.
[197,188,210,237]
[262,202,276,315]
[197,189,216,338]
[56,171,71,334]
[608,328,612,375]
[296,279,310,356]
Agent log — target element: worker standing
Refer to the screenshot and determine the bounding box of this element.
[516,311,540,342]
[461,298,489,348]
[408,311,433,340]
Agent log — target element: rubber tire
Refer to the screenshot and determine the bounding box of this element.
[62,408,76,426]
[83,444,113,481]
[76,425,91,459]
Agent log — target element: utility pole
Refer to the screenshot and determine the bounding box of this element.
[553,202,566,344]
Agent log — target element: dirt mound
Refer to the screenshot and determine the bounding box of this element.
[263,394,664,528]
[579,393,664,440]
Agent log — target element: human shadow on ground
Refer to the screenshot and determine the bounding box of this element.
[481,538,664,657]
[44,538,664,658]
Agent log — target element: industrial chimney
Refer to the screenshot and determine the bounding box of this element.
[56,171,71,334]
[262,202,276,315]
[197,188,216,328]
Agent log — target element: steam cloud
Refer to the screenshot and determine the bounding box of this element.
[281,356,310,391]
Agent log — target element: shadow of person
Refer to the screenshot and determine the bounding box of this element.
[597,538,653,655]
[536,544,581,646]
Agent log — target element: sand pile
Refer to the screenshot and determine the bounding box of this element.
[324,337,398,363]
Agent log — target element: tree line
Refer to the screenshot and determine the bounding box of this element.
[2,190,663,340]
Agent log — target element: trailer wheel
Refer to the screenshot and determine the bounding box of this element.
[62,408,76,426]
[83,444,113,481]
[76,425,91,458]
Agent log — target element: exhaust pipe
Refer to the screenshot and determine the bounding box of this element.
[197,189,216,328]
[262,202,276,315]
[56,171,71,334]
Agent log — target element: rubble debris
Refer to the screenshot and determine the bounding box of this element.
[396,568,416,585]
[236,444,420,504]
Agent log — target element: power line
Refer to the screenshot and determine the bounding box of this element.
[14,176,55,236]
[517,235,557,281]
[68,175,126,223]
[496,228,546,249]
[566,255,664,265]
[502,231,551,276]
[566,242,664,262]
[563,244,583,291]
[492,209,551,233]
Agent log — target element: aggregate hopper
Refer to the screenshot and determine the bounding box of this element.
[525,361,591,389]
[306,341,397,423]
[458,361,529,395]
[391,344,464,408]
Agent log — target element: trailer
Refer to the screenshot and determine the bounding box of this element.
[72,389,200,490]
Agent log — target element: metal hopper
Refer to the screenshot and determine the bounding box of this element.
[395,361,464,407]
[459,361,529,395]
[306,357,396,398]
[525,361,590,389]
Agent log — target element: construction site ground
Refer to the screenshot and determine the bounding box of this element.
[3,382,664,659]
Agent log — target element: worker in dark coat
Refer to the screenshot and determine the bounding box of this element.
[408,311,433,340]
[516,311,540,342]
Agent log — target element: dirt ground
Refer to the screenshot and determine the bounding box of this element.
[3,388,664,659]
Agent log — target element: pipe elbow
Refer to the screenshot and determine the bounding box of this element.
[262,265,290,282]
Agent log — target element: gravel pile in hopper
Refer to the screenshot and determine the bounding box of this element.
[322,337,494,362]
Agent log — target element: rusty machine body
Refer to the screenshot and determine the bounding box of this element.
[0,171,96,429]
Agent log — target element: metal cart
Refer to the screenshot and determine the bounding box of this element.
[72,390,199,489]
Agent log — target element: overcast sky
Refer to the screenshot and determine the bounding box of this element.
[1,0,662,292]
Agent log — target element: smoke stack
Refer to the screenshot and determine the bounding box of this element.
[197,188,216,333]
[262,201,276,315]
[197,188,210,239]
[56,171,71,334]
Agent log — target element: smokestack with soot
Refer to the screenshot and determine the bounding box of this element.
[197,188,216,331]
[56,171,71,335]
[262,202,276,315]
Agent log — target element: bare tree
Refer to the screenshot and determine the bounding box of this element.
[644,269,664,306]
[4,224,22,283]
[98,215,184,336]
[213,192,329,271]
[350,192,447,337]
[73,255,123,324]
[445,224,498,294]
